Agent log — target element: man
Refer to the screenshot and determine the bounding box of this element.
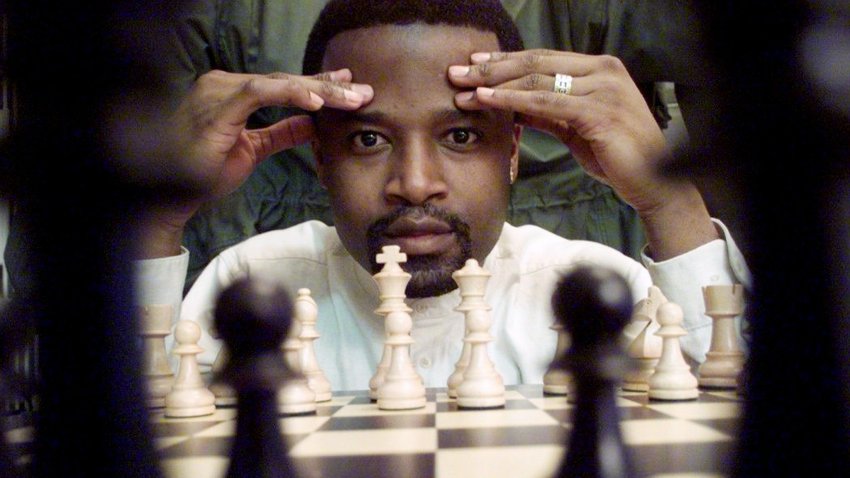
[137,0,748,390]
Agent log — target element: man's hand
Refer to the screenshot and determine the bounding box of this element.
[143,69,373,258]
[448,50,718,260]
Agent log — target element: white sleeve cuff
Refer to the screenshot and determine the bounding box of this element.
[133,247,189,328]
[640,219,751,363]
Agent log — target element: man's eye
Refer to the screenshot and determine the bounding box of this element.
[352,131,387,149]
[444,128,479,146]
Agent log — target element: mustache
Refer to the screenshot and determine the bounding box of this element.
[366,204,469,242]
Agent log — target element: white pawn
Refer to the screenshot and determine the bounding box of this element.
[139,304,175,408]
[165,320,216,418]
[295,288,332,402]
[278,306,317,415]
[648,302,699,401]
[698,284,746,389]
[542,321,572,396]
[373,246,426,410]
[210,346,236,406]
[622,286,665,392]
[453,259,505,409]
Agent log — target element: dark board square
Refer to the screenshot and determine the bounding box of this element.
[320,413,435,431]
[294,453,434,478]
[438,425,565,448]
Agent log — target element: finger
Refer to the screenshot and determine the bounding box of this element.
[312,68,353,83]
[217,73,372,128]
[471,49,569,64]
[470,87,584,124]
[488,74,589,96]
[448,51,598,88]
[302,76,375,108]
[265,72,373,110]
[248,115,316,159]
[311,69,375,99]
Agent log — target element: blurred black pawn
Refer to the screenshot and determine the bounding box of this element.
[214,277,296,478]
[552,266,635,478]
[1,300,21,478]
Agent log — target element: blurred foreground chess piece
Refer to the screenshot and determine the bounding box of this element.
[622,286,665,392]
[552,266,635,478]
[1,299,23,478]
[698,285,745,389]
[214,277,296,478]
[139,304,175,408]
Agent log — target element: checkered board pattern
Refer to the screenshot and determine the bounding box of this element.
[4,384,742,478]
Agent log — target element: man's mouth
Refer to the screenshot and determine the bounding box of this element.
[383,215,456,256]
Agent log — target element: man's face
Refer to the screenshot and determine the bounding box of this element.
[314,24,519,297]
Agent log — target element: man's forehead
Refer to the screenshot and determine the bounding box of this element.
[320,23,501,75]
[318,24,507,128]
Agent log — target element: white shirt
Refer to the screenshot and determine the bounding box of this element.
[135,220,750,391]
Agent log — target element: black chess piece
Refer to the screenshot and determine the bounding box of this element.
[214,277,297,478]
[552,266,635,478]
[0,299,21,478]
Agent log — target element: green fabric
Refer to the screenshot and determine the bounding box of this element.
[166,0,704,293]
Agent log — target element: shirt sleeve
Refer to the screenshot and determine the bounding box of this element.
[640,219,752,363]
[133,248,189,327]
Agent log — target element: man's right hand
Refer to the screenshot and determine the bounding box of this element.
[142,69,373,258]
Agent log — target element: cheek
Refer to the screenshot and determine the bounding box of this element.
[447,158,511,231]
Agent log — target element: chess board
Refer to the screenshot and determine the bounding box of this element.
[3,384,742,478]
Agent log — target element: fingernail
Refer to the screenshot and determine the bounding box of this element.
[350,84,374,99]
[477,87,495,97]
[344,90,365,105]
[471,52,491,63]
[448,65,470,77]
[455,91,475,102]
[309,91,325,107]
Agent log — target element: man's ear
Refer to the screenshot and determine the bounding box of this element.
[509,124,522,184]
[312,140,329,189]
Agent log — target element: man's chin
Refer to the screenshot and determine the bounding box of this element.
[403,254,465,298]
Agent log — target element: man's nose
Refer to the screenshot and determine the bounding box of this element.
[384,139,448,206]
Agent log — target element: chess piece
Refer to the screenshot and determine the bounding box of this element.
[139,304,175,408]
[553,266,635,478]
[0,299,22,478]
[278,301,317,415]
[648,302,699,401]
[210,347,237,406]
[214,276,296,478]
[698,284,746,389]
[369,246,414,401]
[372,246,426,410]
[446,327,470,399]
[295,288,332,402]
[369,342,392,401]
[543,321,572,395]
[452,259,505,409]
[622,286,665,392]
[164,320,216,418]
